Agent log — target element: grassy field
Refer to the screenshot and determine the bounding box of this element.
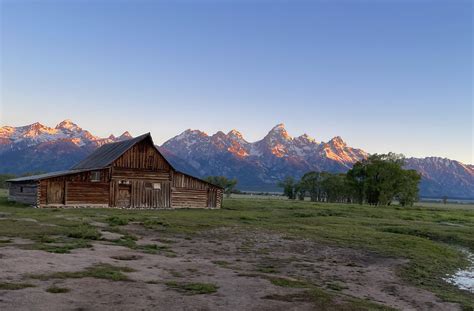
[0,190,473,309]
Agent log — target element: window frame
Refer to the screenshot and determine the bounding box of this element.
[90,171,101,182]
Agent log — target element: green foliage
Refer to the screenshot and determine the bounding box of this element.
[66,225,101,240]
[277,176,297,199]
[347,153,421,206]
[106,216,130,226]
[0,174,16,189]
[165,281,218,295]
[204,176,238,197]
[397,169,422,206]
[299,172,324,202]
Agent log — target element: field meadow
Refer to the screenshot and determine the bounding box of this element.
[0,189,473,310]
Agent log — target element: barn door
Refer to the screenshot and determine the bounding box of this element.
[117,185,131,208]
[208,189,217,208]
[47,181,64,205]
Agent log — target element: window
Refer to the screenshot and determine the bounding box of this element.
[145,182,161,190]
[20,187,24,193]
[90,171,101,182]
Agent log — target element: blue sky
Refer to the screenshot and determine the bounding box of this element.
[1,0,472,163]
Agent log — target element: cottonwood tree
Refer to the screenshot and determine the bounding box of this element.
[278,176,297,200]
[346,153,420,206]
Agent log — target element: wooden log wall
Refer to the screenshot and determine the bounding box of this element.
[171,172,222,208]
[112,167,170,180]
[172,172,208,189]
[66,182,109,205]
[113,139,170,171]
[38,169,109,207]
[172,188,208,208]
[8,182,38,205]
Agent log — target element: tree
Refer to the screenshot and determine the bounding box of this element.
[204,176,238,198]
[294,182,306,200]
[442,195,448,204]
[346,153,420,206]
[321,173,350,203]
[0,174,16,189]
[278,176,296,200]
[396,169,421,206]
[299,171,324,202]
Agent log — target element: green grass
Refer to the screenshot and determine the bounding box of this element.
[29,263,135,282]
[165,281,218,295]
[268,277,309,288]
[264,280,393,310]
[106,216,130,226]
[0,194,473,308]
[0,282,35,290]
[46,286,70,293]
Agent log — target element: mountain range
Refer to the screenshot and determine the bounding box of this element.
[1,120,473,198]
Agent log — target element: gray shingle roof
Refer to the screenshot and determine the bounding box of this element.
[71,133,151,170]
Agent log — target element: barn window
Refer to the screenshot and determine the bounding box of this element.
[90,171,101,182]
[145,182,161,190]
[20,187,24,193]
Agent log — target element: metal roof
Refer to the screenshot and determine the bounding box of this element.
[71,133,151,170]
[6,169,95,182]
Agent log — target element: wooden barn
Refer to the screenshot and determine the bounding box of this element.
[7,133,223,209]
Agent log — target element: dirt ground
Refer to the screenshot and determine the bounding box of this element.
[0,224,461,311]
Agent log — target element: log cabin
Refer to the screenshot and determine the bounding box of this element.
[7,133,223,209]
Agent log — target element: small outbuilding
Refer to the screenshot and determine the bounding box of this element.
[7,133,223,208]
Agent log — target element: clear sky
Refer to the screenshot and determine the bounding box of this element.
[1,0,472,163]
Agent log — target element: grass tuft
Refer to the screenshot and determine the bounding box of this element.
[30,263,135,282]
[0,282,35,290]
[46,286,70,293]
[165,281,218,295]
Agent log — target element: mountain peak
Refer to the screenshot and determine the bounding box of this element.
[227,129,244,139]
[271,123,286,130]
[119,131,132,139]
[56,119,81,131]
[297,133,317,143]
[267,123,291,140]
[328,136,346,146]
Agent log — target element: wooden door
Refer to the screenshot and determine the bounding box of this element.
[207,188,217,208]
[47,181,64,204]
[117,185,131,208]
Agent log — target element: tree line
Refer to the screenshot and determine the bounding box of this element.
[278,153,421,206]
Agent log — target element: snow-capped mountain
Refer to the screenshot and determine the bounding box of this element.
[1,120,473,198]
[0,120,131,173]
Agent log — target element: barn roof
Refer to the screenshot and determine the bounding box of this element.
[71,133,153,170]
[7,169,95,182]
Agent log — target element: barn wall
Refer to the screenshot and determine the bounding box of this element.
[171,172,222,208]
[112,167,171,181]
[113,139,171,171]
[38,169,110,207]
[66,182,109,205]
[8,182,38,205]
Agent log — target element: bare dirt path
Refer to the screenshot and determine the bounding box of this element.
[0,225,460,311]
